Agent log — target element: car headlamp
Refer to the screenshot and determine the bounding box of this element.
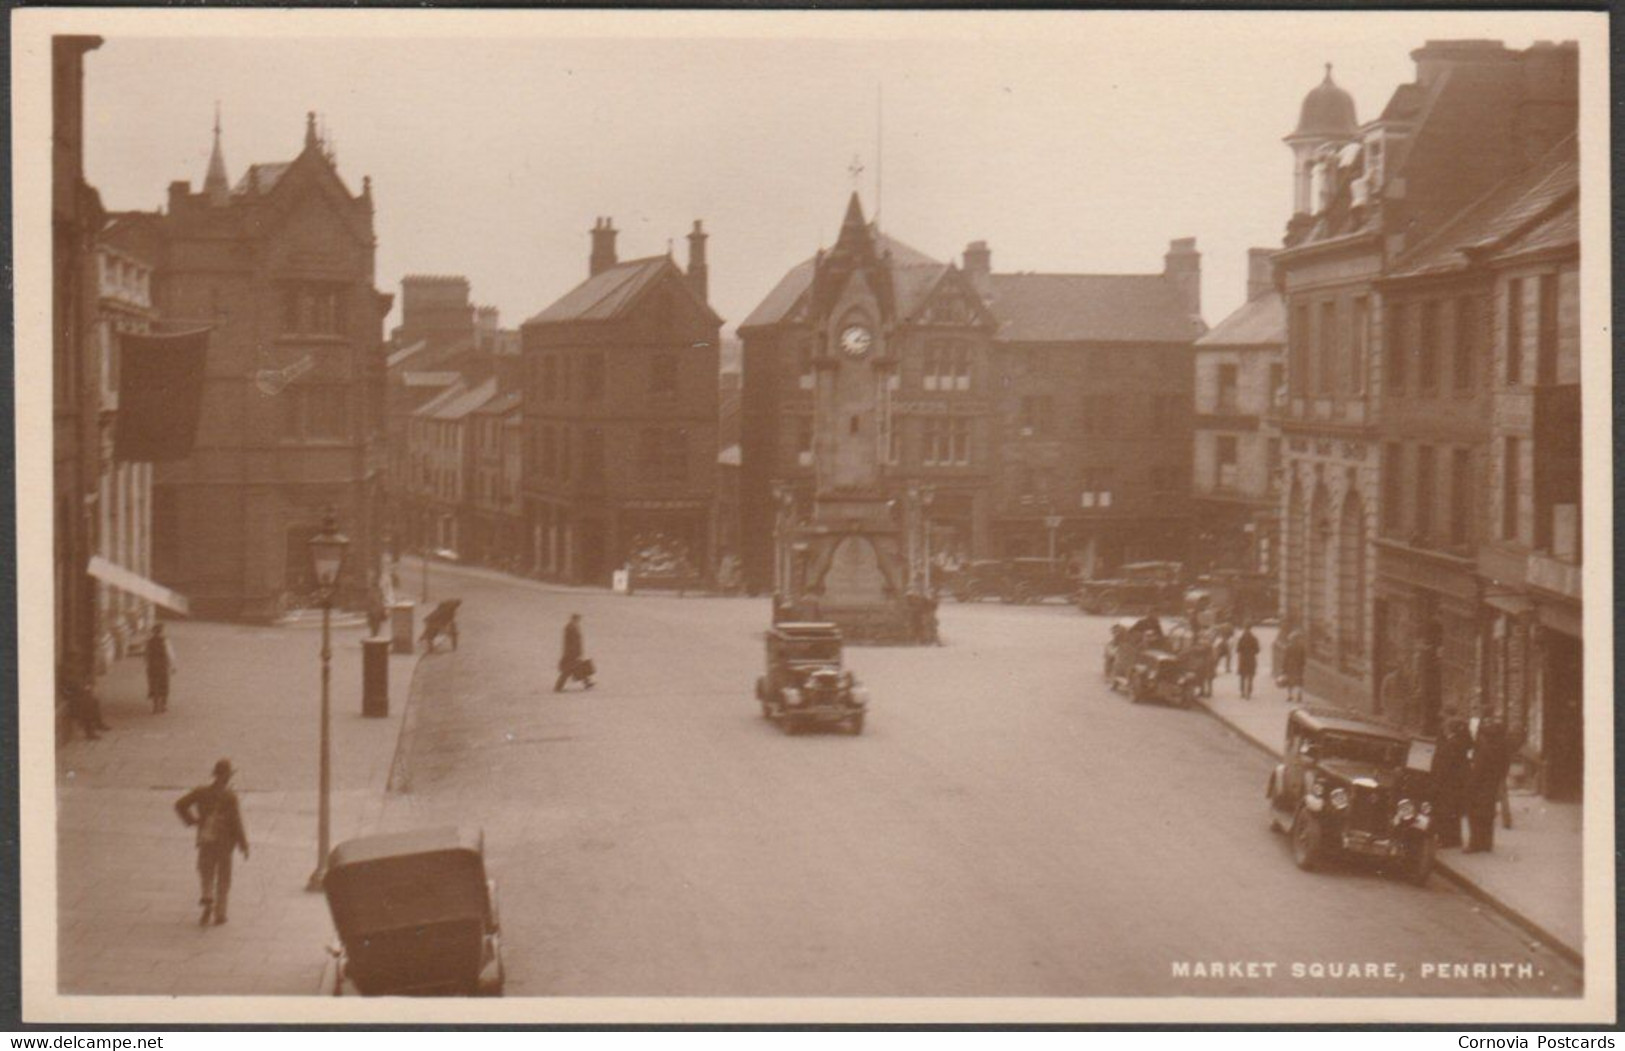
[1395,799,1416,822]
[1420,801,1432,816]
[1329,787,1350,810]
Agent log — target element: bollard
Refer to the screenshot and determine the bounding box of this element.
[389,602,415,656]
[362,638,390,717]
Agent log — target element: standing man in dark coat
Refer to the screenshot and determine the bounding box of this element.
[554,613,594,692]
[146,623,176,714]
[1235,625,1260,699]
[1430,715,1471,848]
[1464,719,1510,853]
[174,758,250,926]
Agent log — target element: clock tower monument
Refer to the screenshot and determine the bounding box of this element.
[775,194,920,642]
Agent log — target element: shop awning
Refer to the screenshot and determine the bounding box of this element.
[86,556,190,615]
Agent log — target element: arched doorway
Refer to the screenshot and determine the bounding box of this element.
[1307,480,1331,656]
[1337,486,1366,667]
[1285,475,1305,628]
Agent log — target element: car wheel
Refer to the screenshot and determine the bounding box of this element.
[781,716,801,736]
[1129,673,1145,703]
[1405,833,1437,886]
[1290,809,1324,871]
[847,713,865,736]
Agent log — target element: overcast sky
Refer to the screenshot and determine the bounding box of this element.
[79,12,1591,337]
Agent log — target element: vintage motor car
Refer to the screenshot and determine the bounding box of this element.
[1266,707,1436,885]
[1075,561,1186,616]
[1186,569,1277,627]
[755,622,868,735]
[1128,647,1199,708]
[999,557,1079,604]
[1102,617,1143,680]
[319,827,506,996]
[946,560,1007,602]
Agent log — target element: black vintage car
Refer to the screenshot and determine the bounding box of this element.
[319,827,505,996]
[1266,708,1436,885]
[1075,561,1186,616]
[1128,647,1200,708]
[755,622,868,735]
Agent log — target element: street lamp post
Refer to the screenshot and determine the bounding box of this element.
[305,510,350,892]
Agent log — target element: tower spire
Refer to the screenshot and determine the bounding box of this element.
[204,100,230,205]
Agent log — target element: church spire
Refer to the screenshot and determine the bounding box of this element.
[204,101,230,205]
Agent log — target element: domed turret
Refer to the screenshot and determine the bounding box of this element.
[1284,64,1360,218]
[1293,64,1358,139]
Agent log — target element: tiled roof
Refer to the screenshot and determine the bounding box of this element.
[232,162,291,196]
[1196,290,1285,348]
[1491,200,1577,261]
[471,389,522,417]
[526,255,719,327]
[738,232,942,330]
[1389,135,1578,279]
[387,339,431,369]
[429,378,499,421]
[985,273,1203,344]
[410,381,471,418]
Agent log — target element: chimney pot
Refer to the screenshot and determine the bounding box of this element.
[590,217,619,277]
[963,240,992,277]
[1246,247,1275,302]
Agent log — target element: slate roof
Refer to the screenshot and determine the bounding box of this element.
[232,162,291,196]
[526,255,722,327]
[1388,134,1578,280]
[1195,290,1285,348]
[738,233,943,330]
[411,381,472,419]
[387,339,431,370]
[984,273,1204,344]
[743,226,1202,345]
[471,389,522,418]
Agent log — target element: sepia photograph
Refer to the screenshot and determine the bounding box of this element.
[14,7,1613,1025]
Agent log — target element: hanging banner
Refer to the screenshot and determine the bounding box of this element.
[113,327,210,462]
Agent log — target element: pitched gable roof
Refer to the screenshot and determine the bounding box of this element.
[1196,290,1285,348]
[426,377,499,421]
[526,255,721,327]
[1389,134,1578,280]
[738,232,941,330]
[985,273,1203,344]
[233,162,292,196]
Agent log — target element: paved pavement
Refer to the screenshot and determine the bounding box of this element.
[1194,657,1584,961]
[377,565,1582,999]
[57,619,416,994]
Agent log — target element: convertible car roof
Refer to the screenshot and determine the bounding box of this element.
[1290,706,1408,741]
[328,827,483,869]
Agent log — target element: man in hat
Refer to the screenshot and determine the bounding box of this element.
[146,623,177,714]
[554,613,594,692]
[174,759,250,925]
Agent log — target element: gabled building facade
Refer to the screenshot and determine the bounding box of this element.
[1271,41,1577,715]
[739,200,1203,594]
[149,113,392,618]
[521,219,723,586]
[1191,249,1285,585]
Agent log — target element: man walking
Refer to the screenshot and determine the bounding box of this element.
[1464,719,1510,853]
[1281,629,1307,703]
[554,613,594,692]
[174,759,250,926]
[1431,714,1471,849]
[1235,624,1260,699]
[146,623,176,714]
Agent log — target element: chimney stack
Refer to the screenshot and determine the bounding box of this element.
[1163,237,1202,322]
[590,217,619,277]
[1247,248,1275,302]
[686,219,709,304]
[962,240,991,278]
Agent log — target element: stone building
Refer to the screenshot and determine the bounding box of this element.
[521,219,722,586]
[53,35,106,691]
[402,377,498,555]
[1271,42,1577,713]
[1191,249,1285,589]
[465,389,525,567]
[91,214,161,667]
[148,112,393,618]
[739,199,1202,594]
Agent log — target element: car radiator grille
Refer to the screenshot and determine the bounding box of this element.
[1347,784,1387,832]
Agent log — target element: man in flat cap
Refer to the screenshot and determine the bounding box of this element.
[174,758,250,925]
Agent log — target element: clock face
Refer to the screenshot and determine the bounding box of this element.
[839,324,873,357]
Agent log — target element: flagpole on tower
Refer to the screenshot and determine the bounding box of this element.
[876,81,884,233]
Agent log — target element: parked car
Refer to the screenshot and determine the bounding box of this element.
[319,827,505,996]
[1000,558,1079,604]
[755,622,868,735]
[1128,647,1200,708]
[1075,561,1186,615]
[946,560,1006,602]
[1265,707,1436,885]
[1188,569,1277,627]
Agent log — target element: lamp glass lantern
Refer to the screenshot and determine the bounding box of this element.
[308,514,351,593]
